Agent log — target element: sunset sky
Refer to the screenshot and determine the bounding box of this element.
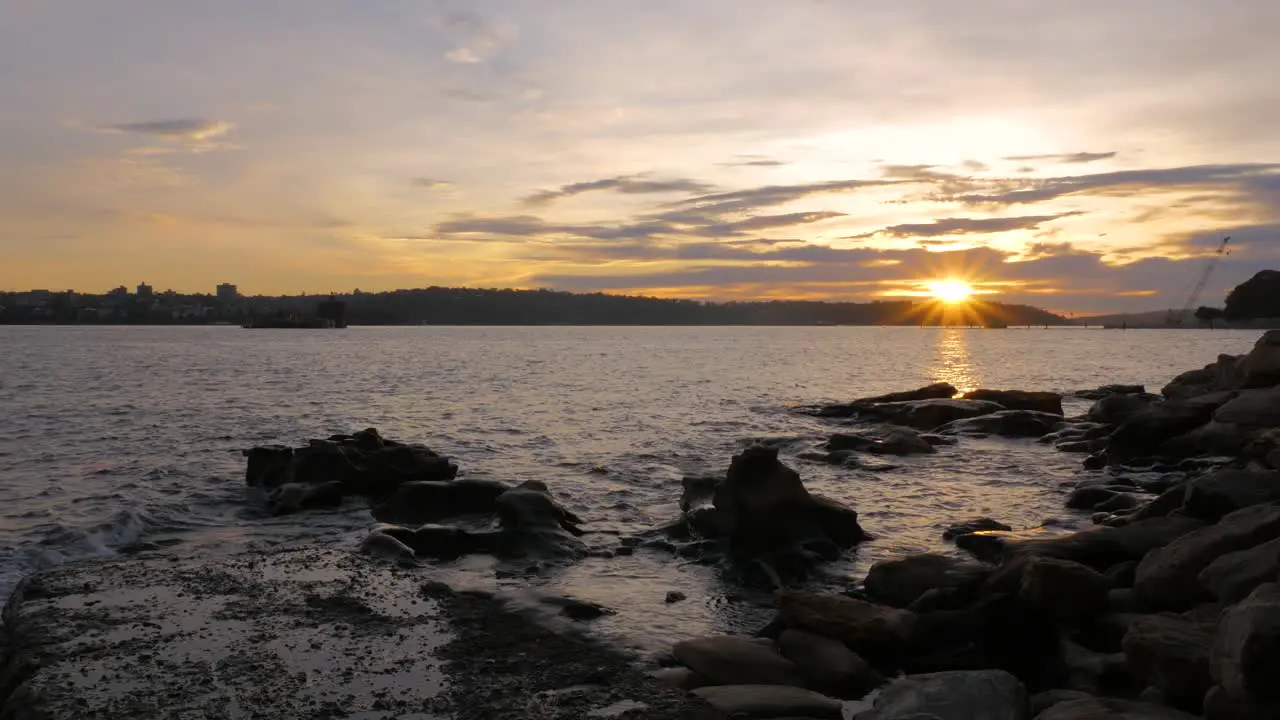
[2,1,1279,313]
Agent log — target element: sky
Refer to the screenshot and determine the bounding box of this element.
[2,1,1279,313]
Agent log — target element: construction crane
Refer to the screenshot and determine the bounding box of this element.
[1169,236,1231,326]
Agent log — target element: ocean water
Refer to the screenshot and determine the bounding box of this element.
[0,325,1260,650]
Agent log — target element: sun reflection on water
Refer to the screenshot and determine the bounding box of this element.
[931,328,981,393]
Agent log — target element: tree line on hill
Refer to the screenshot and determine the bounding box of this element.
[1197,270,1280,322]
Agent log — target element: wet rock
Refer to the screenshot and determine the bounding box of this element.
[777,591,916,664]
[672,635,803,687]
[243,444,295,487]
[1199,536,1280,604]
[1214,386,1280,428]
[855,382,960,405]
[965,389,1065,415]
[1019,557,1111,622]
[1127,486,1188,523]
[855,670,1028,720]
[1107,395,1232,461]
[1161,421,1251,459]
[648,667,705,691]
[1236,329,1280,389]
[1059,638,1134,697]
[1162,354,1241,400]
[1134,504,1280,610]
[1035,696,1201,719]
[371,478,511,524]
[1123,613,1215,712]
[690,685,843,718]
[1088,393,1165,426]
[267,480,346,515]
[1094,493,1143,513]
[938,409,1064,438]
[1067,486,1130,511]
[1058,438,1107,454]
[1201,684,1275,720]
[357,529,417,560]
[943,517,1013,540]
[859,398,1006,432]
[543,595,614,620]
[958,516,1205,570]
[355,443,459,494]
[1182,469,1280,522]
[1029,689,1095,716]
[665,590,687,604]
[1211,583,1280,707]
[778,628,882,698]
[680,474,724,538]
[1077,384,1148,400]
[863,553,989,609]
[826,428,937,456]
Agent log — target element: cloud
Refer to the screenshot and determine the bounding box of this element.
[440,12,514,64]
[867,212,1083,239]
[99,118,235,146]
[940,163,1280,207]
[523,175,717,206]
[411,178,452,190]
[1003,151,1118,164]
[665,178,900,217]
[432,208,845,242]
[718,156,786,167]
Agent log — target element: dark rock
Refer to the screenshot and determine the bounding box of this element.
[1036,696,1201,719]
[1084,452,1109,470]
[1211,583,1280,706]
[1067,486,1129,511]
[1162,354,1242,400]
[1059,638,1135,697]
[1199,536,1280,604]
[958,517,1206,570]
[1134,504,1280,610]
[1089,393,1165,426]
[1077,384,1148,400]
[543,596,614,620]
[1094,493,1143,513]
[1029,689,1095,716]
[1128,486,1188,523]
[679,474,723,538]
[855,382,959,405]
[267,480,346,515]
[1201,684,1277,720]
[371,478,511,524]
[777,591,916,665]
[921,433,958,446]
[938,410,1064,438]
[965,389,1065,415]
[859,398,1006,432]
[826,428,937,456]
[1108,394,1234,461]
[1182,469,1280,522]
[1236,329,1280,389]
[648,667,705,691]
[1162,421,1251,459]
[355,443,458,495]
[864,553,989,609]
[689,685,842,718]
[1214,386,1280,428]
[944,517,1013,540]
[778,628,882,698]
[673,635,802,687]
[1106,562,1140,588]
[1123,613,1215,712]
[665,591,687,604]
[1019,557,1111,622]
[1057,439,1107,454]
[242,444,294,488]
[855,670,1028,720]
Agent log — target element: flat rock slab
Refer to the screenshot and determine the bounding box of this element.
[1,547,714,720]
[690,685,843,718]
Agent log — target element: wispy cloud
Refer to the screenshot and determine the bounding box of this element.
[523,175,717,206]
[411,178,452,190]
[1003,151,1118,164]
[441,12,514,64]
[865,212,1084,239]
[100,119,234,144]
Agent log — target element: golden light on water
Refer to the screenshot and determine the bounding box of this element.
[925,279,975,305]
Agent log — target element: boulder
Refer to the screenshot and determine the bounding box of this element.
[1134,504,1280,610]
[370,478,510,524]
[679,474,724,538]
[861,398,1006,432]
[1244,429,1280,469]
[486,483,589,560]
[856,382,959,405]
[1128,486,1188,522]
[243,444,294,487]
[1160,421,1250,459]
[1214,386,1280,428]
[938,410,1064,438]
[1035,696,1201,719]
[1199,536,1280,604]
[966,389,1065,415]
[1162,355,1242,400]
[1237,330,1280,389]
[1029,689,1096,716]
[958,517,1206,570]
[1089,394,1165,426]
[827,428,937,456]
[854,670,1028,720]
[1123,614,1215,712]
[1077,384,1148,400]
[672,635,803,687]
[1211,583,1280,706]
[943,517,1013,540]
[1182,469,1280,521]
[1107,395,1234,461]
[778,629,882,697]
[1067,486,1132,511]
[864,554,989,609]
[777,591,916,664]
[690,685,843,718]
[267,480,346,515]
[1019,557,1111,622]
[354,443,459,494]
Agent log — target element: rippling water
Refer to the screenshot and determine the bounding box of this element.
[0,325,1260,650]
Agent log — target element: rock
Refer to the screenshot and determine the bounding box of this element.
[484,484,589,560]
[944,518,1013,540]
[1058,438,1108,454]
[779,629,882,697]
[665,590,687,604]
[690,685,843,718]
[357,529,417,560]
[1030,689,1096,717]
[242,444,294,487]
[1019,557,1111,622]
[1088,393,1164,426]
[355,443,459,494]
[827,428,937,456]
[1201,684,1276,720]
[1067,486,1130,511]
[1182,469,1280,521]
[959,517,1206,570]
[860,398,1007,432]
[1211,583,1280,707]
[648,667,705,690]
[1237,330,1280,389]
[1244,428,1280,470]
[778,591,916,664]
[1128,485,1190,522]
[1134,504,1280,610]
[938,410,1065,438]
[855,670,1028,720]
[680,474,724,538]
[370,478,511,524]
[1214,386,1280,428]
[1035,696,1201,719]
[267,480,346,514]
[544,595,614,620]
[672,635,803,687]
[856,382,960,405]
[1077,384,1148,400]
[1059,638,1134,697]
[966,389,1065,415]
[1107,395,1233,461]
[1199,536,1280,604]
[1122,614,1215,712]
[1162,354,1242,400]
[864,554,989,609]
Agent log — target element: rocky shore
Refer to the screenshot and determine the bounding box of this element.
[3,330,1279,719]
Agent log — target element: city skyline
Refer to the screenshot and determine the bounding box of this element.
[3,2,1280,313]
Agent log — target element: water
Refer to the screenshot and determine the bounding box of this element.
[0,325,1260,650]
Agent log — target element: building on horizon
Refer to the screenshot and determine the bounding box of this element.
[137,282,153,300]
[216,283,238,304]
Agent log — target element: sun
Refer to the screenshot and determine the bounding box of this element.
[926,279,974,304]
